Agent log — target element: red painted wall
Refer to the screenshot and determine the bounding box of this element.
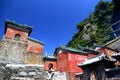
[44,61,58,71]
[57,51,87,73]
[68,52,87,73]
[56,51,87,80]
[5,28,28,41]
[57,52,69,72]
[28,40,44,53]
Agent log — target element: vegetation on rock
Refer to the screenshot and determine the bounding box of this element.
[67,1,114,48]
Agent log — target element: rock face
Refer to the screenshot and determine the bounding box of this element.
[81,23,97,40]
[67,1,114,48]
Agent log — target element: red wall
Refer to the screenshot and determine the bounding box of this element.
[68,52,87,73]
[57,51,87,73]
[57,52,69,72]
[56,51,87,80]
[28,40,44,53]
[5,28,28,41]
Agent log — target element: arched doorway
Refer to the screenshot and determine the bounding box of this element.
[48,63,54,71]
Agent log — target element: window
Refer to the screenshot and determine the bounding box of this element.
[14,34,20,40]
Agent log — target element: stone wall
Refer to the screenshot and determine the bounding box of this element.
[26,53,43,64]
[6,64,46,80]
[0,62,70,80]
[0,62,47,80]
[0,38,27,63]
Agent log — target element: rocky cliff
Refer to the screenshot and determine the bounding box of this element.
[67,1,115,48]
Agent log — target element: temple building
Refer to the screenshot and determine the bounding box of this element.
[0,20,44,64]
[44,46,99,80]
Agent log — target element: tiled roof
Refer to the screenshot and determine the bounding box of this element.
[5,20,33,36]
[44,55,57,61]
[78,53,105,66]
[53,45,88,56]
[78,45,99,54]
[60,46,87,54]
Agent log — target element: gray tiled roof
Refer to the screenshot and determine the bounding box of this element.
[5,20,33,36]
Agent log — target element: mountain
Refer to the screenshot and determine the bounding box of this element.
[67,1,114,48]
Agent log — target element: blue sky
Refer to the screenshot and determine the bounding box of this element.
[0,0,111,55]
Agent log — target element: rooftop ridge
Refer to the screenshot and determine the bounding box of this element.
[77,45,99,54]
[5,19,33,29]
[54,45,88,56]
[5,20,33,36]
